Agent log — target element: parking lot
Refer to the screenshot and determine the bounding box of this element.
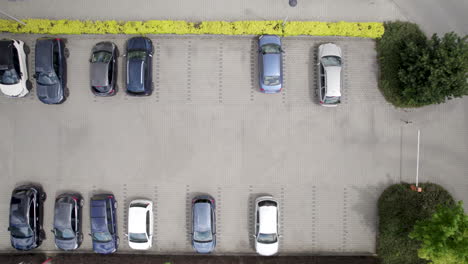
[0,34,466,255]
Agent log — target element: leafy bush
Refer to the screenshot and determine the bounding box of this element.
[0,19,384,38]
[376,21,468,107]
[410,201,468,264]
[378,183,455,264]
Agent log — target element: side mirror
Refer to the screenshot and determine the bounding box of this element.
[51,229,55,234]
[7,227,11,231]
[88,233,92,236]
[124,233,128,237]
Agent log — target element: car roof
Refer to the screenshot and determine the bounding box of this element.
[194,202,211,232]
[54,201,73,229]
[324,67,342,97]
[262,54,281,77]
[129,206,147,233]
[35,39,54,73]
[10,191,30,226]
[0,40,14,70]
[90,63,110,87]
[259,205,277,234]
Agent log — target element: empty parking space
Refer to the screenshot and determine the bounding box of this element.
[0,34,466,255]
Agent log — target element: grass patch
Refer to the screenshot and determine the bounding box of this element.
[377,183,455,264]
[0,19,384,38]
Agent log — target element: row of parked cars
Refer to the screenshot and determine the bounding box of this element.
[0,36,343,106]
[8,184,280,256]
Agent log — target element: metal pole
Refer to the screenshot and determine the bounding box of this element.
[0,9,26,26]
[416,129,420,187]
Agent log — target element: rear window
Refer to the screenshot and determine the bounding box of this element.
[259,200,277,207]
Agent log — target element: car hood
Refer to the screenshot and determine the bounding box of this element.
[319,43,342,58]
[255,241,279,256]
[55,237,78,251]
[92,42,115,54]
[11,236,35,250]
[128,37,151,51]
[90,62,110,87]
[37,82,63,104]
[193,240,215,253]
[259,35,281,47]
[0,83,27,97]
[129,240,151,250]
[127,59,145,92]
[93,239,116,254]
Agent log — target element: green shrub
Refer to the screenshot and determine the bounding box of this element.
[378,183,455,264]
[410,201,468,264]
[376,21,468,107]
[0,19,384,38]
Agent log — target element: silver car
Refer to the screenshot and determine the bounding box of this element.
[90,42,118,96]
[258,35,283,93]
[317,43,342,107]
[191,195,216,253]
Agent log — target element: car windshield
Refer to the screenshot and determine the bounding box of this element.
[92,232,112,242]
[261,44,281,54]
[55,228,75,240]
[10,225,33,238]
[91,51,112,63]
[263,75,280,86]
[193,230,212,242]
[321,56,342,67]
[0,68,20,85]
[128,51,146,60]
[129,232,148,243]
[37,72,59,85]
[257,233,278,244]
[324,96,340,104]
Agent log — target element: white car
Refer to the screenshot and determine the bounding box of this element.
[0,39,29,97]
[254,196,279,256]
[317,43,342,107]
[127,199,153,250]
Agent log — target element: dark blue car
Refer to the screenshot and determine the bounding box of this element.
[90,194,118,254]
[34,37,68,104]
[126,37,153,96]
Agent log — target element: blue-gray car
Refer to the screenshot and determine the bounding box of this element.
[52,193,84,251]
[90,194,118,254]
[258,35,283,93]
[191,195,216,253]
[126,37,153,96]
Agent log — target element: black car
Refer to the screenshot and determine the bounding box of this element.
[8,185,46,250]
[34,37,68,104]
[52,193,84,251]
[126,37,153,96]
[90,42,118,96]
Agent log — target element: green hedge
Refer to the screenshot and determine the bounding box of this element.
[0,19,384,38]
[378,183,455,264]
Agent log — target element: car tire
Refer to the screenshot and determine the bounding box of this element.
[78,233,83,243]
[64,87,70,97]
[26,80,33,91]
[79,199,84,207]
[64,48,70,58]
[114,201,118,209]
[40,192,47,202]
[116,237,120,248]
[39,229,46,240]
[23,44,30,54]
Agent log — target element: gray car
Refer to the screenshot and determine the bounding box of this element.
[258,35,283,93]
[52,193,84,251]
[90,42,118,96]
[191,195,216,253]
